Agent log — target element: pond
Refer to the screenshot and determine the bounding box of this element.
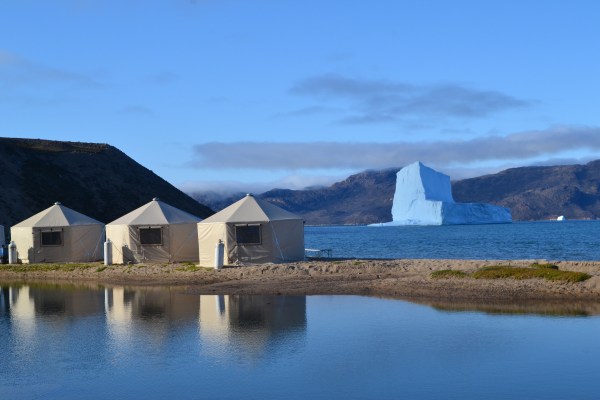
[1,284,600,399]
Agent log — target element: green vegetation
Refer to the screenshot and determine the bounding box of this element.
[175,264,212,272]
[472,265,590,283]
[431,269,468,279]
[96,266,107,272]
[430,262,590,283]
[180,261,196,267]
[0,263,98,272]
[530,263,559,270]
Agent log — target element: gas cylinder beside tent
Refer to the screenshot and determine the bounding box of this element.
[10,202,105,263]
[198,194,305,267]
[106,198,202,264]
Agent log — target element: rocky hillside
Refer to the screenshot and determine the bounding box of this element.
[192,161,600,224]
[0,138,213,235]
[260,168,399,225]
[191,169,399,225]
[452,160,600,220]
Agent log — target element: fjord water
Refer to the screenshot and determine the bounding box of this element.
[305,220,600,260]
[2,285,600,399]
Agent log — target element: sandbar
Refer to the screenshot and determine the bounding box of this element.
[2,259,600,304]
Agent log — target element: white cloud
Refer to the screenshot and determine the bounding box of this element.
[288,73,531,124]
[179,173,345,195]
[190,126,600,171]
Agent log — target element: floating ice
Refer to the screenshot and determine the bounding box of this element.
[380,162,511,226]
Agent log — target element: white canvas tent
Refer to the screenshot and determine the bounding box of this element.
[198,194,305,266]
[106,198,201,264]
[10,202,104,263]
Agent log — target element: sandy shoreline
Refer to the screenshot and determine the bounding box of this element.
[2,259,600,304]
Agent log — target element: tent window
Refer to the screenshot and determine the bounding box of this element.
[41,231,63,246]
[235,224,261,245]
[140,228,162,245]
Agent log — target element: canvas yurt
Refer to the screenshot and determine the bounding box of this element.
[10,202,104,263]
[106,198,201,264]
[198,194,305,266]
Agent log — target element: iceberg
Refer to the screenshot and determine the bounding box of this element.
[381,162,511,225]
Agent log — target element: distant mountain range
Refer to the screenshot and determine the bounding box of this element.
[0,138,214,237]
[191,161,600,224]
[452,160,600,221]
[3,137,598,230]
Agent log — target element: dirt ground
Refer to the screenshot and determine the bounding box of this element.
[2,259,600,304]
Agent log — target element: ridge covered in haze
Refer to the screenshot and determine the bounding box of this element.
[191,161,600,225]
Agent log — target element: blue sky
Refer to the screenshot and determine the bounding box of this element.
[1,0,599,194]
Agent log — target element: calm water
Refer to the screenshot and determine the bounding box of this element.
[2,285,600,399]
[305,220,600,260]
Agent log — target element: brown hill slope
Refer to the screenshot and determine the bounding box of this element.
[0,138,213,234]
[259,168,399,225]
[192,161,600,224]
[452,161,600,220]
[191,169,399,225]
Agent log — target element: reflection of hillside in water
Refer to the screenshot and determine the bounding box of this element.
[199,295,307,360]
[420,299,600,316]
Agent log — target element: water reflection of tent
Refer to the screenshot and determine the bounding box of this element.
[198,194,305,266]
[107,198,202,264]
[26,285,105,317]
[128,287,200,322]
[10,202,104,263]
[199,295,306,358]
[107,287,202,349]
[2,286,37,344]
[104,287,134,344]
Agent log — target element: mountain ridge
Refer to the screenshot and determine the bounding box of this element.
[191,161,600,224]
[0,138,214,235]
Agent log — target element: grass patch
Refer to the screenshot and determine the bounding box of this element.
[175,264,212,272]
[0,263,97,272]
[531,263,559,270]
[180,261,196,267]
[431,270,468,279]
[352,261,365,266]
[96,266,107,272]
[473,265,590,283]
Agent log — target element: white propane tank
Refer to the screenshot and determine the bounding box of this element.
[8,241,17,264]
[214,240,224,269]
[104,239,112,266]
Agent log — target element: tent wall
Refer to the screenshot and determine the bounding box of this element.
[168,223,200,262]
[269,220,305,262]
[107,223,199,264]
[10,225,104,263]
[106,224,130,264]
[198,220,305,266]
[198,222,227,267]
[11,226,34,263]
[225,222,276,264]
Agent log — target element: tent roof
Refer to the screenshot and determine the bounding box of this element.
[108,198,202,226]
[13,202,103,228]
[200,194,302,224]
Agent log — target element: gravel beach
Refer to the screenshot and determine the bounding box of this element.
[2,259,600,303]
